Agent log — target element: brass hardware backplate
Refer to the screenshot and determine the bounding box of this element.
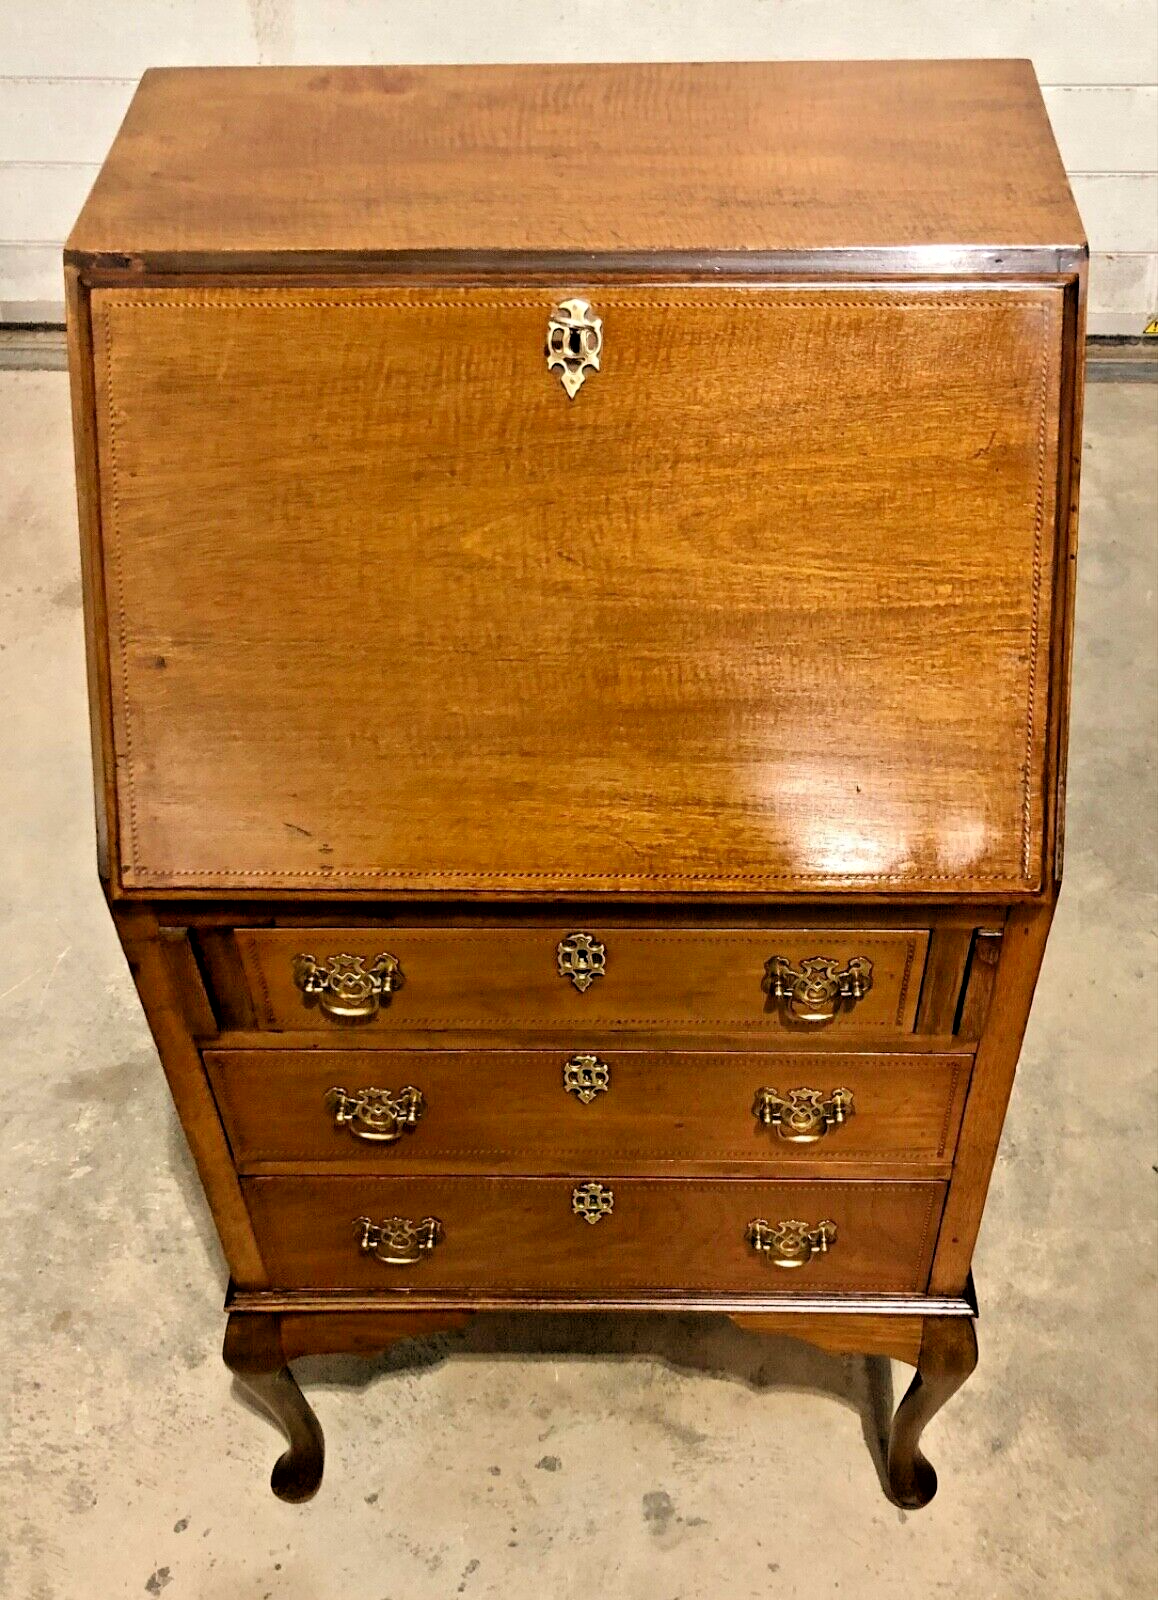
[546,297,602,398]
[292,950,403,1022]
[763,954,873,1024]
[572,1182,614,1224]
[556,932,607,993]
[325,1085,425,1143]
[753,1085,854,1143]
[354,1214,443,1267]
[563,1054,611,1103]
[746,1218,837,1269]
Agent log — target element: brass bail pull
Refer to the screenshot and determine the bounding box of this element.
[325,1085,425,1143]
[354,1215,443,1267]
[763,954,873,1024]
[753,1086,854,1142]
[292,950,404,1022]
[746,1218,837,1269]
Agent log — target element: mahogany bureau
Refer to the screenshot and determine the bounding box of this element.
[65,61,1086,1507]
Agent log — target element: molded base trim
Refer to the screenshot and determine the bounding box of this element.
[227,1283,976,1318]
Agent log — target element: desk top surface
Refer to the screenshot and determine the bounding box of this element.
[67,60,1084,266]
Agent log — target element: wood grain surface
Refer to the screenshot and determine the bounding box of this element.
[729,1311,927,1365]
[243,1175,946,1294]
[91,283,1063,897]
[63,61,1086,1504]
[234,926,927,1032]
[929,899,1056,1294]
[67,62,1083,262]
[205,1047,971,1174]
[113,906,267,1286]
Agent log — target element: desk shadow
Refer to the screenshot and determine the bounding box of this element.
[229,1313,898,1501]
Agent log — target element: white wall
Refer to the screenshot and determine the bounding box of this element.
[2,1,1155,331]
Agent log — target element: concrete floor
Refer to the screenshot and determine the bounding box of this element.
[0,373,1154,1600]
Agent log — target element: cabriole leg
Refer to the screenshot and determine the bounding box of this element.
[887,1315,978,1509]
[223,1312,324,1503]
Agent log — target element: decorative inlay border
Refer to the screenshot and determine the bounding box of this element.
[96,288,1058,892]
[244,1177,945,1295]
[233,929,926,1030]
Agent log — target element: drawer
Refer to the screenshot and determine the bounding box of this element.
[207,1048,971,1173]
[243,1176,946,1293]
[234,926,929,1033]
[92,284,1063,898]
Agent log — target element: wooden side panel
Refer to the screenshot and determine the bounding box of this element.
[243,1176,946,1294]
[205,1048,972,1173]
[113,906,267,1287]
[929,901,1055,1294]
[956,928,1004,1041]
[914,926,975,1035]
[90,283,1063,898]
[65,266,118,884]
[235,926,928,1033]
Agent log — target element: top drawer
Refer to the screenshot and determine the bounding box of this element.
[88,283,1064,898]
[234,926,928,1033]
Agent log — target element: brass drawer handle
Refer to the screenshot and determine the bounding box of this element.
[763,954,873,1024]
[325,1085,425,1143]
[753,1086,854,1142]
[563,1053,610,1103]
[557,932,607,993]
[746,1218,836,1269]
[547,298,602,398]
[572,1182,614,1224]
[354,1214,443,1267]
[292,951,403,1022]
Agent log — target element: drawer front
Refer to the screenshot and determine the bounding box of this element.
[235,926,928,1033]
[92,284,1062,897]
[207,1048,970,1172]
[243,1176,946,1293]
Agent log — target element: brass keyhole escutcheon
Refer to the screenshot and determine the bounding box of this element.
[564,1054,611,1103]
[546,298,602,398]
[572,1182,614,1224]
[556,932,607,993]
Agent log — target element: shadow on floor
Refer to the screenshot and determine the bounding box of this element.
[230,1313,901,1501]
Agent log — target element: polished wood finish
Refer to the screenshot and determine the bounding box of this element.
[91,283,1061,898]
[206,1047,971,1175]
[223,1312,324,1502]
[243,1175,945,1294]
[730,1311,926,1366]
[735,1306,979,1504]
[66,262,116,880]
[915,926,978,1037]
[68,62,1084,1509]
[231,1285,974,1316]
[956,926,1005,1041]
[235,926,928,1032]
[929,901,1055,1294]
[223,1308,469,1501]
[279,1310,470,1361]
[114,905,266,1287]
[193,927,256,1030]
[68,62,1082,263]
[887,1315,979,1508]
